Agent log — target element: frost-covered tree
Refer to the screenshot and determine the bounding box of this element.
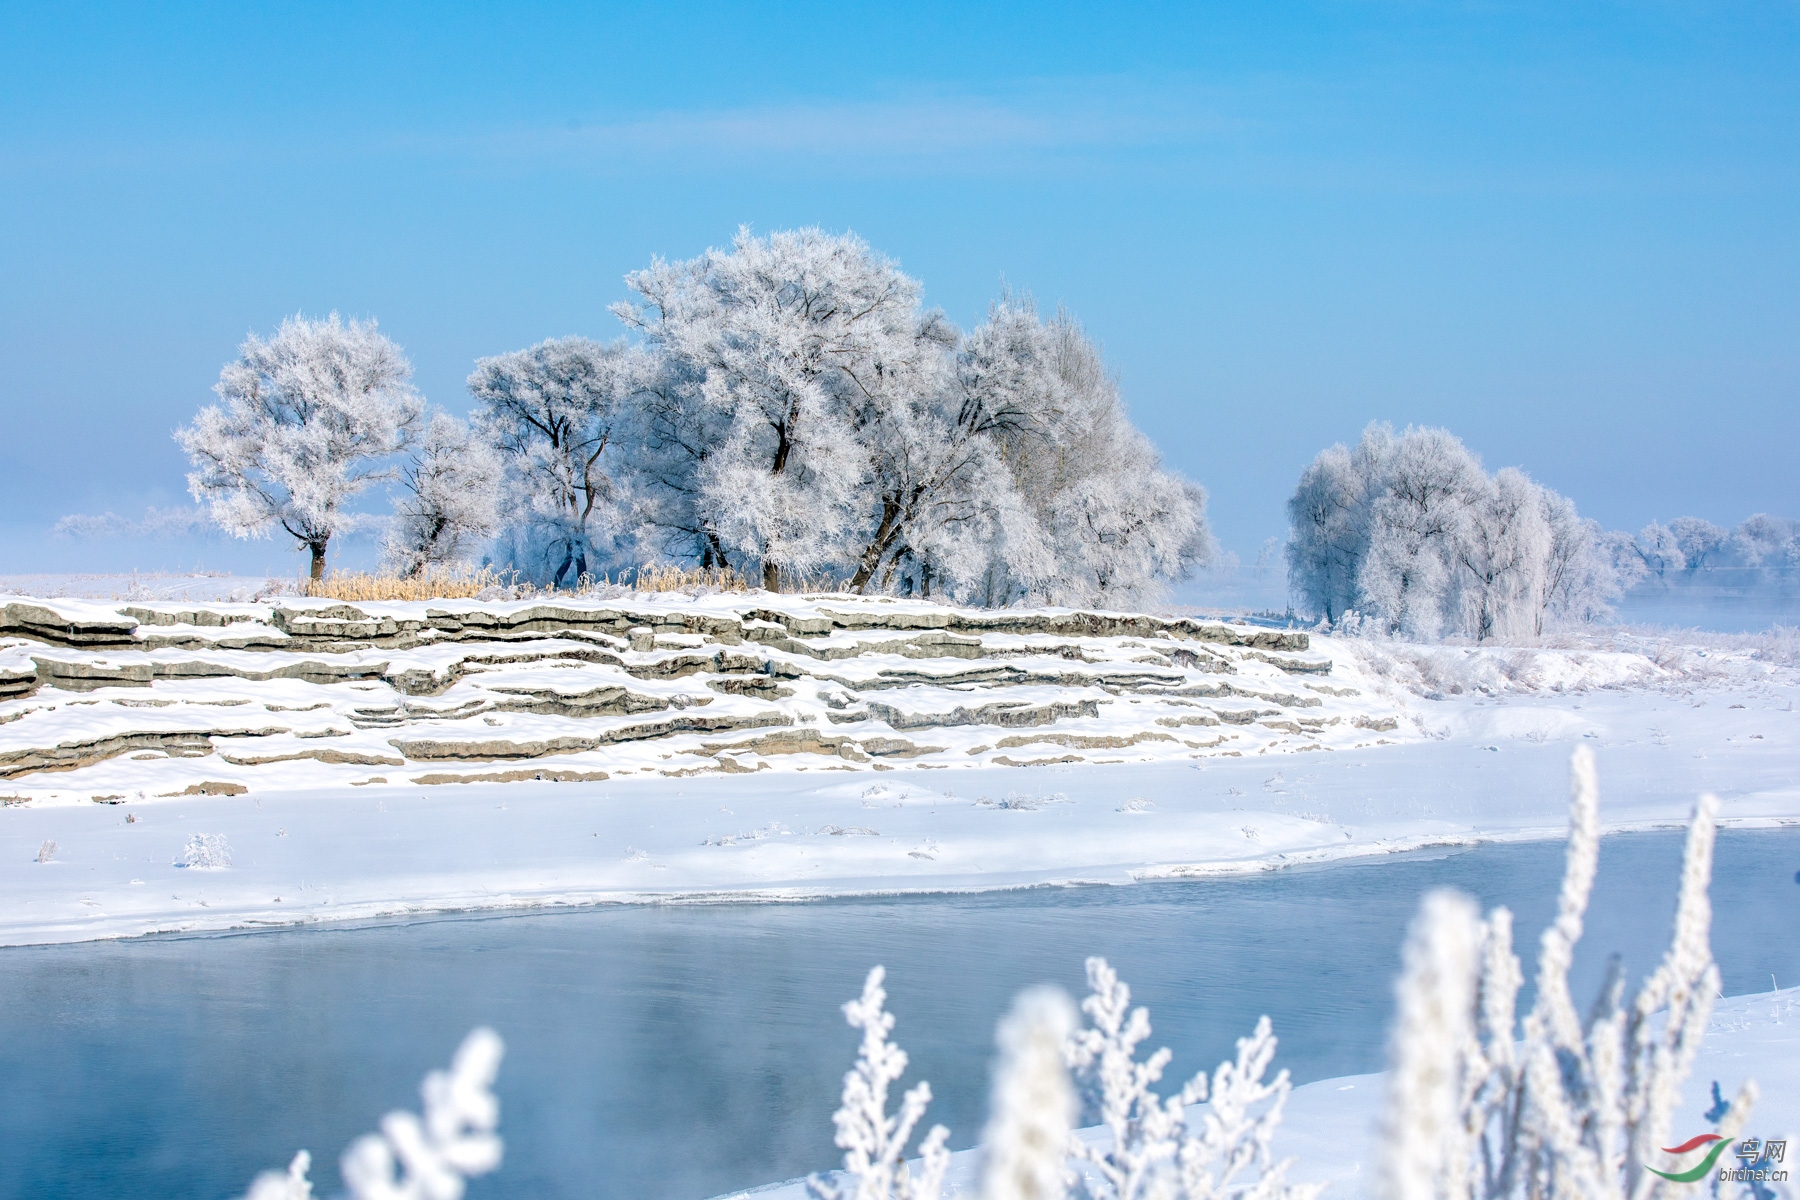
[1453,469,1551,644]
[1668,517,1730,577]
[1379,748,1751,1200]
[1609,512,1800,597]
[467,336,645,587]
[1285,444,1373,626]
[239,1027,504,1200]
[462,230,1209,603]
[939,302,1211,608]
[1730,513,1799,577]
[615,227,930,591]
[178,314,424,579]
[1538,496,1618,633]
[1286,424,1617,639]
[1631,522,1686,583]
[1357,426,1486,639]
[382,412,504,577]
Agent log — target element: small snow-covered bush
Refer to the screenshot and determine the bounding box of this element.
[1379,747,1749,1199]
[179,833,232,869]
[240,1027,504,1200]
[809,967,951,1200]
[982,988,1080,1200]
[813,960,1309,1200]
[1068,958,1315,1200]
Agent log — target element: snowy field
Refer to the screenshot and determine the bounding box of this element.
[0,592,1795,947]
[0,572,278,602]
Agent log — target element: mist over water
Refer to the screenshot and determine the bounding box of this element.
[2,828,1796,1200]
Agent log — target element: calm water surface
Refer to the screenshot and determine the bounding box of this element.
[2,829,1798,1200]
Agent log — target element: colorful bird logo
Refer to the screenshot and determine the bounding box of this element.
[1649,1134,1734,1183]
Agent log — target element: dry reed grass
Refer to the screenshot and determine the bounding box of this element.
[623,564,752,593]
[297,566,519,601]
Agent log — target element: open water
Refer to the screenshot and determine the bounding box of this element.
[2,828,1798,1200]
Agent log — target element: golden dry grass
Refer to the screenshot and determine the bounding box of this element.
[297,566,517,601]
[624,564,752,593]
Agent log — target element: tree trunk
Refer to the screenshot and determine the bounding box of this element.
[762,561,780,592]
[848,501,902,593]
[309,540,328,580]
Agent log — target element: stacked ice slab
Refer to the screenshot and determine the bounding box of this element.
[0,594,1406,802]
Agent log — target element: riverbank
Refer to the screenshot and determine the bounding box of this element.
[3,672,1797,947]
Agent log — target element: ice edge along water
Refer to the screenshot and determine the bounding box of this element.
[1,592,1798,948]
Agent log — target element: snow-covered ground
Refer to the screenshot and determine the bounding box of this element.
[1,664,1796,947]
[0,591,1795,948]
[0,572,277,602]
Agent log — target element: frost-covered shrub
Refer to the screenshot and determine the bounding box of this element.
[179,833,232,869]
[240,1027,504,1200]
[1068,958,1315,1200]
[1379,747,1749,1199]
[809,967,951,1200]
[982,987,1080,1200]
[814,959,1309,1200]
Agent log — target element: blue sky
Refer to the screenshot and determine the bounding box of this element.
[2,1,1796,582]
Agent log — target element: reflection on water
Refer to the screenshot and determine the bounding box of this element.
[0,829,1796,1200]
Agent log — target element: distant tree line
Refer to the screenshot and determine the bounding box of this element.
[1284,424,1618,640]
[1285,423,1798,639]
[1615,513,1800,593]
[179,228,1213,606]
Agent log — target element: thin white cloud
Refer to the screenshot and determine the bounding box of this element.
[1,78,1242,177]
[470,89,1232,165]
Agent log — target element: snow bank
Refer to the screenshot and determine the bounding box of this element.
[2,591,1797,948]
[0,593,1401,805]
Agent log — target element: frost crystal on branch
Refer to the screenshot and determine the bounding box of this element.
[1380,891,1482,1200]
[810,967,951,1200]
[340,1027,505,1200]
[237,1028,503,1200]
[982,986,1080,1200]
[1379,747,1749,1200]
[242,1151,314,1200]
[1067,958,1316,1200]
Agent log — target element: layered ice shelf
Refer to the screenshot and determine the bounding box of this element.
[0,593,1411,803]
